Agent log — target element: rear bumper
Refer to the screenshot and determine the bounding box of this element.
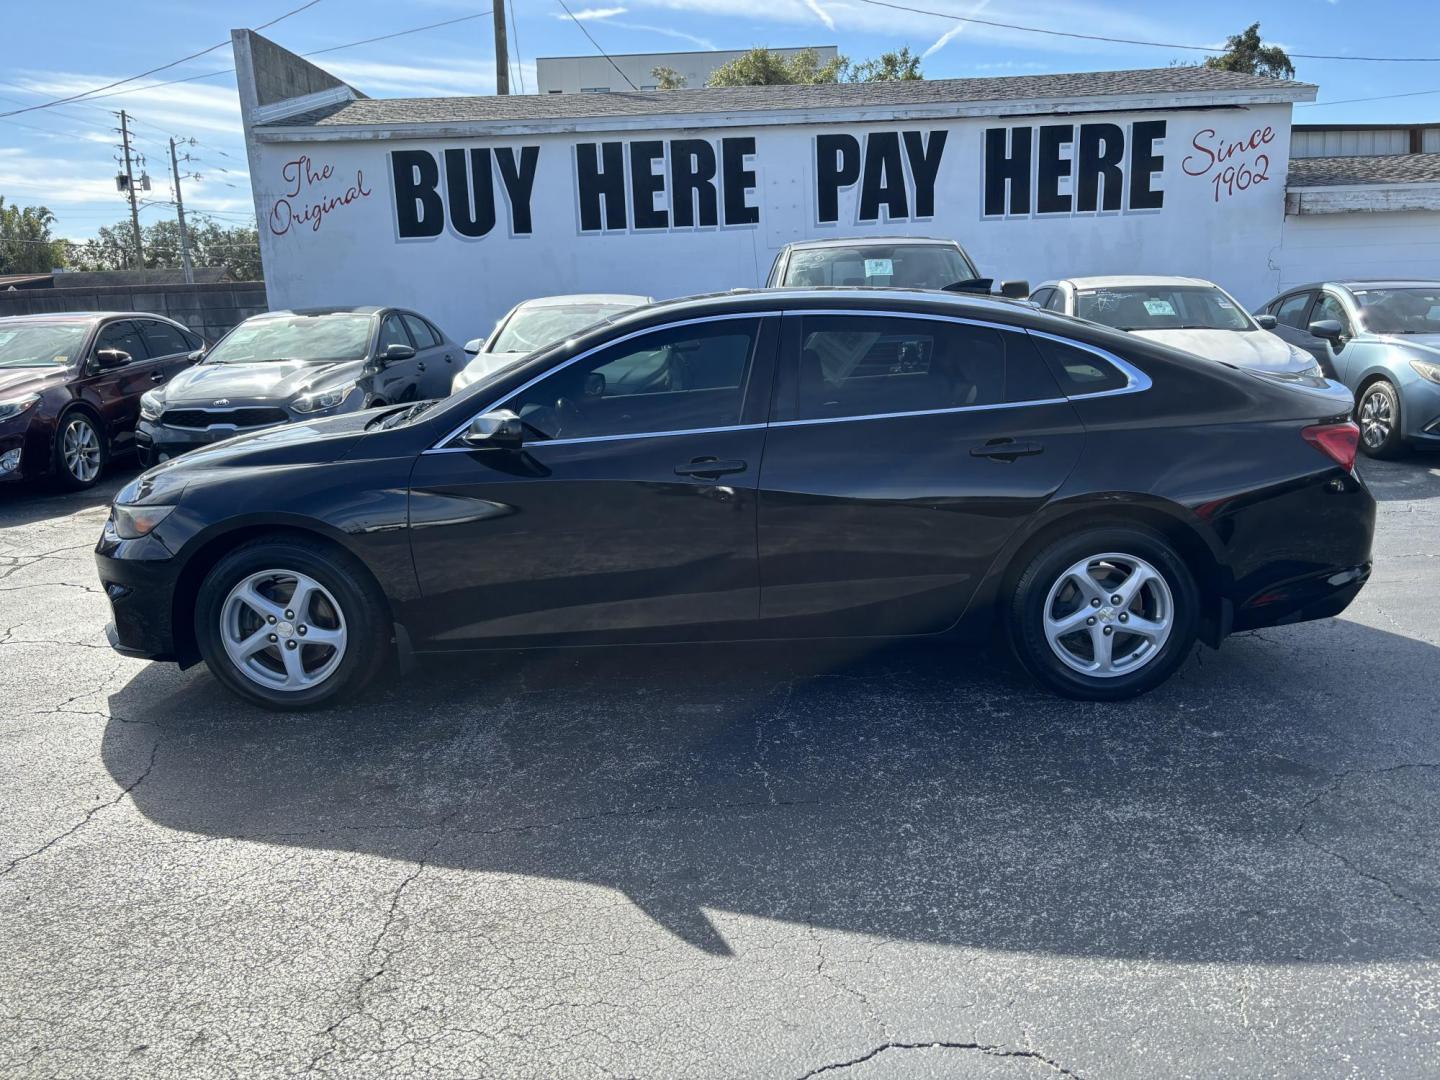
[1232,562,1371,632]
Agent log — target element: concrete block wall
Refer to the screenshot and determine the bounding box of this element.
[0,281,267,343]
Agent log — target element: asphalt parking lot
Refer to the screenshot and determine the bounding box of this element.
[1,455,1438,1079]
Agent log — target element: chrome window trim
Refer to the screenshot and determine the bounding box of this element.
[424,307,1152,453]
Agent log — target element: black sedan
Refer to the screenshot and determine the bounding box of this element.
[97,289,1374,710]
[135,306,459,465]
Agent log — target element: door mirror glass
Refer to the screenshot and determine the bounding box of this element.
[381,342,416,364]
[1255,314,1278,330]
[94,347,131,369]
[463,338,482,356]
[463,409,525,449]
[998,279,1031,300]
[1309,319,1345,344]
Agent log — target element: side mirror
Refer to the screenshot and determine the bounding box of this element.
[381,343,416,364]
[1254,314,1278,330]
[93,347,131,369]
[463,338,483,356]
[1308,319,1345,344]
[998,279,1031,300]
[462,409,525,450]
[187,348,205,362]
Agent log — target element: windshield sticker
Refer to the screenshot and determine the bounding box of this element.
[1429,306,1440,320]
[53,355,68,364]
[864,258,894,278]
[1215,297,1234,309]
[1143,299,1176,316]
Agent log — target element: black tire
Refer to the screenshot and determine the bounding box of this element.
[364,396,386,409]
[1005,525,1199,701]
[194,535,391,710]
[51,409,107,491]
[1355,379,1407,459]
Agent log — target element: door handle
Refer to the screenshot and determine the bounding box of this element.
[970,438,1043,461]
[675,457,747,479]
[150,371,167,383]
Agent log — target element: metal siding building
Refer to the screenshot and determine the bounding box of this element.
[235,30,1320,344]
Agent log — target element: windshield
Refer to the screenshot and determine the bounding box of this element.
[0,323,91,368]
[1075,286,1254,332]
[205,313,372,365]
[1350,287,1440,334]
[781,244,979,289]
[489,303,635,354]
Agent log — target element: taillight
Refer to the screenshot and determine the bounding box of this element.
[1302,421,1360,471]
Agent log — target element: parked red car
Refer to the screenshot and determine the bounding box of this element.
[0,312,203,490]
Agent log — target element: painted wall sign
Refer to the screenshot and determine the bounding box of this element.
[252,105,1293,345]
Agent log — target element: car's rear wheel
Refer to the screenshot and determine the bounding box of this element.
[194,536,390,710]
[52,411,106,490]
[1006,526,1199,700]
[1356,379,1406,459]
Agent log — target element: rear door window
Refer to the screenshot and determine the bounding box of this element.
[136,319,191,357]
[402,314,441,348]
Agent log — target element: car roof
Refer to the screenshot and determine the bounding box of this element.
[780,236,964,251]
[0,311,171,324]
[515,293,652,309]
[262,306,386,317]
[1060,275,1219,290]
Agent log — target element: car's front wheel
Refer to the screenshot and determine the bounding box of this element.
[1356,379,1406,459]
[194,536,391,710]
[1006,526,1199,700]
[53,410,107,490]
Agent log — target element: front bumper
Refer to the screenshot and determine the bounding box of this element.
[136,417,290,466]
[95,517,183,662]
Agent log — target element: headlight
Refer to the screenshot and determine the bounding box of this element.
[0,393,40,422]
[293,382,358,413]
[139,390,163,421]
[1410,358,1440,385]
[111,503,175,540]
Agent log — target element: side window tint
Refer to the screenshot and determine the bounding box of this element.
[508,319,759,441]
[137,319,190,357]
[402,314,440,348]
[795,316,1034,420]
[1030,288,1054,309]
[95,321,149,363]
[1032,336,1130,395]
[1315,293,1351,335]
[378,314,411,352]
[1045,290,1068,313]
[1274,293,1314,329]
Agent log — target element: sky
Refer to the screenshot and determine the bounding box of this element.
[5,0,1440,244]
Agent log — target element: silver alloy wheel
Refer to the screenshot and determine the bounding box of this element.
[1358,387,1393,449]
[1042,552,1174,679]
[62,416,102,483]
[220,569,347,692]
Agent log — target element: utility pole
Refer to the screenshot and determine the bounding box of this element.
[116,110,144,267]
[493,0,509,95]
[169,137,194,285]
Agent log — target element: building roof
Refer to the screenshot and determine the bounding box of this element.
[1287,154,1440,188]
[264,66,1315,131]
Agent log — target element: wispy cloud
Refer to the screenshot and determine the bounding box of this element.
[803,0,836,31]
[923,0,989,59]
[554,5,628,19]
[605,20,718,50]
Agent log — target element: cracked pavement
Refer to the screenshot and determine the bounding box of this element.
[1,455,1439,1078]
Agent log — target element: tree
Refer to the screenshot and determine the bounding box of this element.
[706,47,848,87]
[1203,22,1295,79]
[68,214,262,280]
[0,197,66,276]
[651,66,686,90]
[846,46,922,82]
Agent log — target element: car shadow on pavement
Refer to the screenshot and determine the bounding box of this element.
[0,464,137,528]
[102,621,1440,963]
[1360,452,1440,502]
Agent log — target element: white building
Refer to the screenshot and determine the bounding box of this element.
[236,29,1440,346]
[536,46,839,95]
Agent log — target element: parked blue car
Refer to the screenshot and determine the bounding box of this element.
[1256,280,1440,458]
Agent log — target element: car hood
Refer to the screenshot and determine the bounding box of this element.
[451,351,529,392]
[158,359,363,406]
[0,365,70,398]
[1129,328,1312,372]
[1379,333,1440,357]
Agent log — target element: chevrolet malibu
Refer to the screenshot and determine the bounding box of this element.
[136,306,459,464]
[97,289,1374,710]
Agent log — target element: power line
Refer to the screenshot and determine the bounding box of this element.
[851,0,1440,63]
[509,2,526,94]
[555,0,638,90]
[0,0,324,119]
[1298,87,1440,108]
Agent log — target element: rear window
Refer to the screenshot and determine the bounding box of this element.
[1032,336,1130,396]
